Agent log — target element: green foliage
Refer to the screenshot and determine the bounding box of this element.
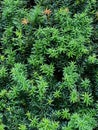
[18,124,27,130]
[38,118,59,130]
[0,0,98,130]
[70,89,79,103]
[63,62,79,90]
[61,108,70,119]
[0,124,5,130]
[67,113,97,130]
[81,92,93,106]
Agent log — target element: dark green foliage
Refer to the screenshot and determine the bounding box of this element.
[0,0,98,130]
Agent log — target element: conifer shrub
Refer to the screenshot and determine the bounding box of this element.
[0,0,98,130]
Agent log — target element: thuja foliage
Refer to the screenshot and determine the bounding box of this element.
[0,0,98,129]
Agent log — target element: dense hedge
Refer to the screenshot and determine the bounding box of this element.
[0,0,98,130]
